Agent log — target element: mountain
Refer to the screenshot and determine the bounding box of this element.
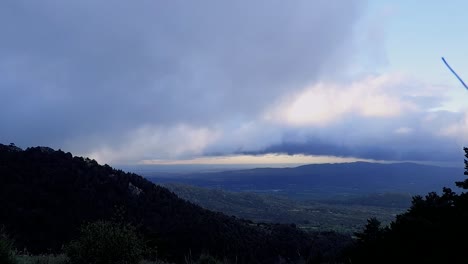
[147,162,464,199]
[0,144,319,264]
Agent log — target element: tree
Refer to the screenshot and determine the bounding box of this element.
[456,147,468,189]
[65,221,146,264]
[355,217,383,243]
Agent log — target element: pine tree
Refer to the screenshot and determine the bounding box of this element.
[455,147,468,189]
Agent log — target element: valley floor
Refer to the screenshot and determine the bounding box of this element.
[163,183,409,234]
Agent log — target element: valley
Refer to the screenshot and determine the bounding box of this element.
[162,183,408,233]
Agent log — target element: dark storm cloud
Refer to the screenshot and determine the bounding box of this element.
[6,1,459,164]
[255,137,461,162]
[0,0,364,154]
[243,110,465,162]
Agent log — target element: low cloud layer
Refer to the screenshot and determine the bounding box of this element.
[1,1,467,164]
[231,74,466,163]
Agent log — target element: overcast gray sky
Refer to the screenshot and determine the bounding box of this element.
[1,0,468,165]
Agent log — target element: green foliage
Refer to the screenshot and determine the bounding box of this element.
[195,254,223,264]
[16,254,67,264]
[0,231,17,264]
[184,254,224,264]
[65,221,146,264]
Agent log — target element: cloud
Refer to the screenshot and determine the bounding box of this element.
[140,153,377,165]
[0,0,365,162]
[266,74,421,126]
[85,124,220,164]
[2,1,466,165]
[265,72,449,126]
[439,112,468,142]
[236,74,464,162]
[394,127,413,135]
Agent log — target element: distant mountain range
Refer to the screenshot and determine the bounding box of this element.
[147,162,464,199]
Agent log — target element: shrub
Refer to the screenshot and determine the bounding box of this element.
[65,221,145,264]
[196,254,223,264]
[16,254,67,264]
[184,253,225,264]
[0,232,17,264]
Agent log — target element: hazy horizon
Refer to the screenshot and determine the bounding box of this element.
[118,159,463,175]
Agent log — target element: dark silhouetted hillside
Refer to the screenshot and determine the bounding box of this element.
[0,144,318,264]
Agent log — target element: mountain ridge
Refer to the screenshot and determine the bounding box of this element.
[147,161,464,199]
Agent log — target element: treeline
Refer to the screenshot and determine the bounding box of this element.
[323,193,412,208]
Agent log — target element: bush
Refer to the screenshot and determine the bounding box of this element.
[16,254,67,264]
[0,232,17,264]
[184,253,225,264]
[65,221,146,264]
[196,254,223,264]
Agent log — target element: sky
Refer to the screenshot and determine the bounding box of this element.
[1,0,468,166]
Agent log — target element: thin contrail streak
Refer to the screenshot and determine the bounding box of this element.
[442,57,468,89]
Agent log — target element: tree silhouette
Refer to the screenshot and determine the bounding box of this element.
[355,218,383,243]
[349,147,468,263]
[456,147,468,189]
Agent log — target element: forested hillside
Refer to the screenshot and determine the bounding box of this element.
[0,144,321,263]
